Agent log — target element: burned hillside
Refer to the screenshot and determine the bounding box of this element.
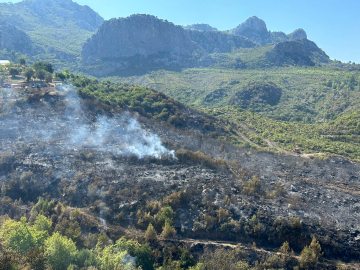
[0,83,360,268]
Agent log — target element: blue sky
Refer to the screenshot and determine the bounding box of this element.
[4,0,360,63]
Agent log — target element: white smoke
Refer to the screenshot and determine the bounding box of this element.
[62,84,175,159]
[0,84,175,159]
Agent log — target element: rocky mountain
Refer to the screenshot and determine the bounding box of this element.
[0,20,35,55]
[288,28,307,40]
[81,14,258,76]
[229,16,308,46]
[229,16,272,46]
[82,14,204,62]
[186,30,256,54]
[184,23,218,31]
[0,0,104,54]
[266,38,330,66]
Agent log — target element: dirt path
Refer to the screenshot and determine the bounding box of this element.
[236,122,326,159]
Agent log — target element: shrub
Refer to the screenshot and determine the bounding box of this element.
[299,237,323,269]
[45,232,78,270]
[144,223,157,242]
[216,208,229,223]
[175,149,228,169]
[242,175,262,196]
[160,221,176,239]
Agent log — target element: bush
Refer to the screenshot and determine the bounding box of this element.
[144,223,157,242]
[242,175,262,196]
[175,149,228,169]
[299,237,323,269]
[160,221,176,239]
[45,232,78,270]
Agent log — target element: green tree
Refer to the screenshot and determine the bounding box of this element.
[160,221,176,239]
[0,217,48,254]
[99,243,135,270]
[9,68,19,78]
[45,72,53,83]
[157,206,174,226]
[144,223,157,242]
[299,237,323,269]
[45,232,78,270]
[24,68,35,82]
[115,238,154,270]
[33,215,52,234]
[19,58,26,66]
[33,61,54,74]
[35,69,46,81]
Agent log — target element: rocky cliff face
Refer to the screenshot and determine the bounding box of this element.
[266,38,330,66]
[229,16,272,46]
[82,14,204,63]
[187,30,256,54]
[0,20,34,55]
[229,16,308,46]
[287,28,307,40]
[81,15,259,76]
[184,23,218,31]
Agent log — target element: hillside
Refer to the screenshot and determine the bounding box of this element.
[108,63,360,123]
[0,19,35,55]
[0,0,103,55]
[1,74,360,269]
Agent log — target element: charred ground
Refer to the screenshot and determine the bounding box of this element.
[0,81,360,269]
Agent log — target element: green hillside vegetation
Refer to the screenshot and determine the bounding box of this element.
[0,0,102,55]
[54,71,229,139]
[110,65,360,123]
[205,106,360,161]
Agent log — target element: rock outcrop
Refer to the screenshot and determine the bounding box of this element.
[229,16,308,46]
[287,28,307,40]
[82,14,205,62]
[229,16,272,46]
[184,23,218,31]
[266,38,329,66]
[0,20,34,55]
[81,15,257,76]
[187,30,256,54]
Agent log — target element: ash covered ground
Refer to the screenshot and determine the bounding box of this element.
[0,87,360,261]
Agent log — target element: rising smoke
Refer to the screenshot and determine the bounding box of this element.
[0,84,175,159]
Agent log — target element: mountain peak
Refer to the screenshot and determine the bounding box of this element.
[230,16,271,45]
[288,28,307,40]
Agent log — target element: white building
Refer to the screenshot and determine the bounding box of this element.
[0,60,10,65]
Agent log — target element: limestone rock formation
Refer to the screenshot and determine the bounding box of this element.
[82,14,205,63]
[229,16,272,45]
[187,30,256,54]
[0,20,34,55]
[287,28,307,40]
[184,23,218,31]
[229,16,308,46]
[266,38,329,66]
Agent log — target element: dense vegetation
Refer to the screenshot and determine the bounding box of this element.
[205,106,360,161]
[110,65,360,123]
